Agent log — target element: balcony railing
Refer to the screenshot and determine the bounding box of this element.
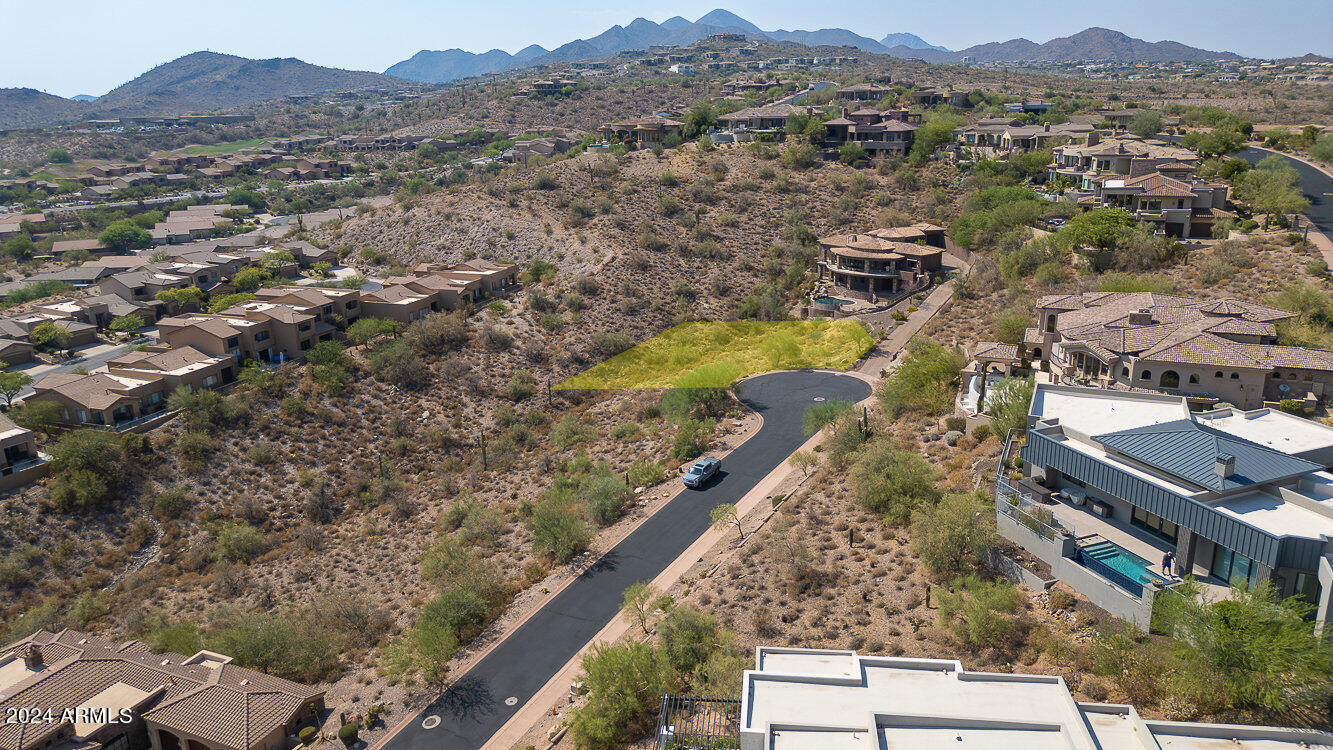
[653,696,741,750]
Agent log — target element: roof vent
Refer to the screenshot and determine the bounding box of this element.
[1215,453,1235,479]
[20,645,42,670]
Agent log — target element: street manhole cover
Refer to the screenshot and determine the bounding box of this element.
[422,716,440,729]
[505,696,519,706]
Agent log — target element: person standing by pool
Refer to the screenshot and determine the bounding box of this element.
[1161,550,1174,576]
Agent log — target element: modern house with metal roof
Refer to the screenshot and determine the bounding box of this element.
[997,383,1333,630]
[685,647,1333,749]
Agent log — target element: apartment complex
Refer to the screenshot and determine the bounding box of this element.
[708,646,1333,749]
[0,629,324,750]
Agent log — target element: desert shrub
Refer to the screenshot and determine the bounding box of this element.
[578,469,633,525]
[878,339,965,418]
[802,399,853,435]
[935,574,1023,648]
[569,642,676,748]
[213,522,266,564]
[611,422,641,440]
[47,430,133,511]
[1049,588,1077,611]
[207,608,341,683]
[526,498,592,563]
[852,438,942,525]
[368,339,428,388]
[419,534,508,605]
[671,418,714,461]
[910,492,995,578]
[479,324,513,350]
[658,605,719,674]
[987,377,1036,437]
[506,369,536,401]
[593,332,634,357]
[175,430,215,460]
[628,458,665,488]
[406,311,469,353]
[152,486,193,519]
[551,414,592,449]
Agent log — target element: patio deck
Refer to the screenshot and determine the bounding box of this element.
[1046,498,1231,601]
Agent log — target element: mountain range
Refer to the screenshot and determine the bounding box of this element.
[385,9,950,83]
[0,11,1281,131]
[0,52,415,130]
[383,10,1242,83]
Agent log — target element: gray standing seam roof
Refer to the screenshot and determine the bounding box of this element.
[1092,419,1321,492]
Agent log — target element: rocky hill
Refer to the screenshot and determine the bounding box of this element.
[0,88,88,130]
[952,27,1241,63]
[96,52,419,115]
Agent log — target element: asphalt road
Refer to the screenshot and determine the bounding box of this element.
[385,370,870,749]
[1232,147,1332,238]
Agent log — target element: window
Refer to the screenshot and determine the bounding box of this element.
[1140,370,1152,380]
[1160,370,1180,388]
[226,337,239,348]
[346,301,358,309]
[1294,572,1319,608]
[1188,374,1199,384]
[1121,367,1129,377]
[1287,373,1297,379]
[1211,545,1256,589]
[1230,372,1239,380]
[1215,371,1224,378]
[255,331,269,342]
[1045,315,1056,333]
[1131,506,1178,543]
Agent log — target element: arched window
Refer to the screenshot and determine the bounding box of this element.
[1140,370,1152,381]
[1160,371,1180,388]
[1188,374,1199,384]
[1121,367,1129,377]
[1045,315,1056,333]
[1214,371,1224,379]
[1230,372,1240,380]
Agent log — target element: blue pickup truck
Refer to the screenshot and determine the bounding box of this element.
[682,457,721,488]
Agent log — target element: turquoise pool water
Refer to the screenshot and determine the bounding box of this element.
[813,296,852,306]
[1081,541,1158,584]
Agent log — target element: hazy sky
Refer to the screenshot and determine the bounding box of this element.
[3,0,1330,98]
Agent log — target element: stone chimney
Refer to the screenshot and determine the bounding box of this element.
[20,645,42,670]
[1127,308,1154,326]
[1215,454,1235,479]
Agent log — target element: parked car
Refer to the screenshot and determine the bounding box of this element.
[683,456,721,488]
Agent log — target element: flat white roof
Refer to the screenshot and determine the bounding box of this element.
[1212,489,1333,538]
[1195,408,1333,457]
[1029,384,1188,439]
[743,649,1333,750]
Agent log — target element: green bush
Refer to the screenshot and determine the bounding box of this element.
[910,492,994,578]
[213,522,266,564]
[506,370,536,401]
[935,574,1023,647]
[628,458,665,488]
[338,724,359,746]
[48,430,133,511]
[578,469,632,525]
[207,608,342,683]
[852,438,942,525]
[551,414,592,449]
[671,418,714,461]
[802,399,853,435]
[526,499,592,563]
[299,727,317,745]
[878,339,965,418]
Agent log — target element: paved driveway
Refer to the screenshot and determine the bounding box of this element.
[384,370,871,749]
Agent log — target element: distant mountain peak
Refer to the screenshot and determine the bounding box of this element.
[694,9,762,34]
[880,32,947,52]
[660,16,691,31]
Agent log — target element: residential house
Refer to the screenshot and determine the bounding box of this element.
[0,629,324,750]
[1094,107,1151,130]
[977,291,1332,409]
[27,371,167,427]
[97,269,193,303]
[717,646,1333,748]
[909,86,971,107]
[357,285,433,324]
[86,164,136,179]
[814,225,946,302]
[157,300,332,364]
[1000,383,1333,631]
[597,117,684,146]
[49,239,110,258]
[954,119,1097,154]
[0,414,44,488]
[79,185,115,201]
[0,314,98,348]
[106,345,237,392]
[251,286,361,326]
[1085,171,1231,237]
[0,339,33,366]
[716,104,817,133]
[272,240,338,267]
[834,82,893,101]
[820,108,919,155]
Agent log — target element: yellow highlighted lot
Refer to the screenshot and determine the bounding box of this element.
[556,320,874,390]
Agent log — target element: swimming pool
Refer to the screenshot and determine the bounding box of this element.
[812,296,853,306]
[1079,540,1164,595]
